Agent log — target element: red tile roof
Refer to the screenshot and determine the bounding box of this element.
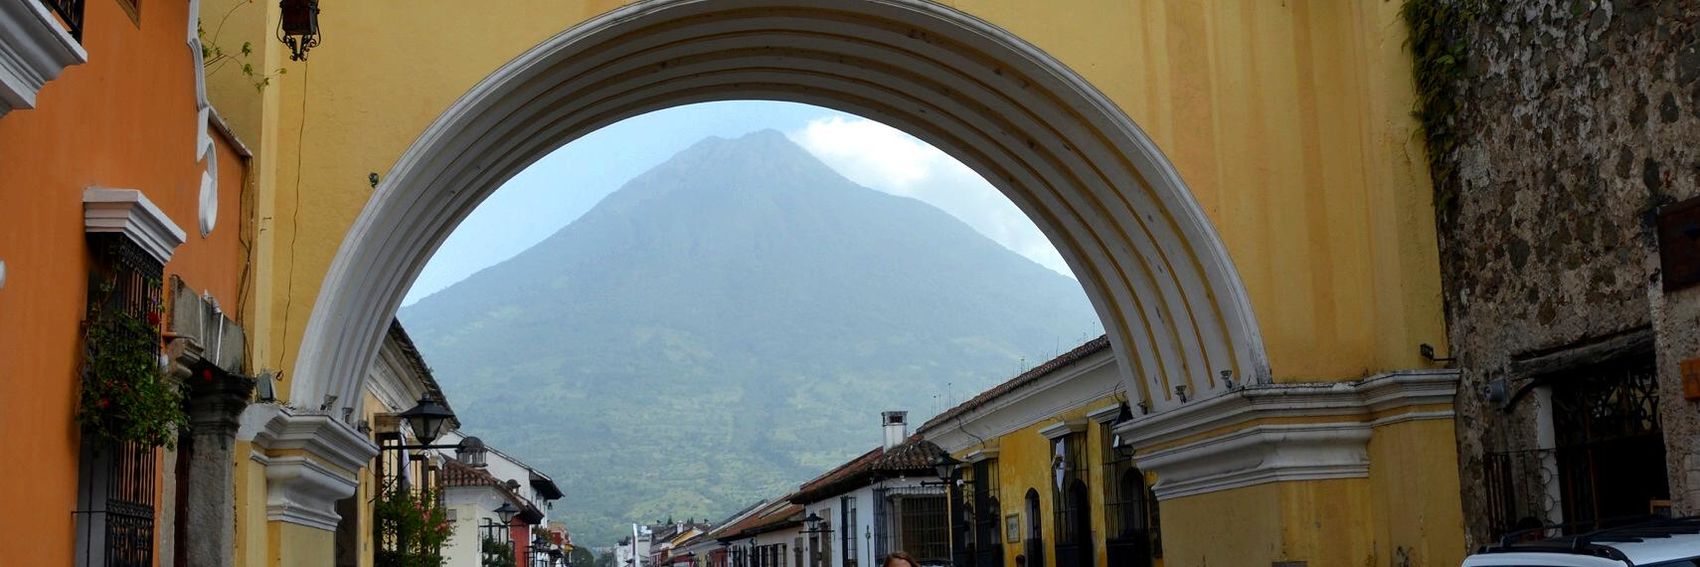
[442,458,544,523]
[916,335,1110,434]
[715,499,803,541]
[790,435,948,504]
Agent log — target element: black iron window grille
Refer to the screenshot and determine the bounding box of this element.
[840,496,858,567]
[1051,434,1092,567]
[1102,428,1158,565]
[953,460,1001,567]
[41,0,86,41]
[1484,354,1668,539]
[74,236,164,567]
[873,486,949,563]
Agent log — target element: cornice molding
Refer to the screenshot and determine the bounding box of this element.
[962,448,999,463]
[1118,369,1458,501]
[264,454,357,531]
[1037,419,1086,440]
[0,0,86,116]
[1121,369,1459,448]
[1137,423,1372,500]
[83,188,186,264]
[240,405,379,531]
[1085,403,1122,423]
[923,353,1118,453]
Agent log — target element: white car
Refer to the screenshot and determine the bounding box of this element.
[1462,518,1700,566]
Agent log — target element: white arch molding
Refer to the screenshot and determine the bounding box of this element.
[291,0,1270,419]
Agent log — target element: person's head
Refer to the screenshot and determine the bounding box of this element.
[1014,555,1026,567]
[881,552,918,567]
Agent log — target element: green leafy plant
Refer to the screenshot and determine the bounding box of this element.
[1402,0,1481,217]
[198,2,286,92]
[78,279,185,449]
[482,537,516,567]
[375,487,453,567]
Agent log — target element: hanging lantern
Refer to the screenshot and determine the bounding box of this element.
[277,0,321,61]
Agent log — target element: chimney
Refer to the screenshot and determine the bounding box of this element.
[881,410,909,450]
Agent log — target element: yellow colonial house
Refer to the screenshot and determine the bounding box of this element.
[920,336,1466,567]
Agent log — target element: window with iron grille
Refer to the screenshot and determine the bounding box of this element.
[41,0,87,40]
[840,496,858,567]
[1483,353,1667,538]
[1102,428,1158,565]
[1051,433,1091,567]
[74,236,164,567]
[896,494,949,562]
[956,460,1001,567]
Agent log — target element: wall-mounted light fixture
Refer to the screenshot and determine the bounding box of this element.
[1174,384,1189,403]
[1419,343,1456,363]
[277,0,321,61]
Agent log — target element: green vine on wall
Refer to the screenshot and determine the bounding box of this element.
[1402,0,1480,218]
[199,1,285,92]
[78,279,187,449]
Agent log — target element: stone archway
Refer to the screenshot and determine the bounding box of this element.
[289,0,1267,421]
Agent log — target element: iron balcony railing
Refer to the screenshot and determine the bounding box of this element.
[40,0,86,41]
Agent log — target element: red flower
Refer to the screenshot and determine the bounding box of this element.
[201,368,214,382]
[97,398,110,409]
[146,312,161,327]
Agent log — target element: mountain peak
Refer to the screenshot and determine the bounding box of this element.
[398,128,1100,546]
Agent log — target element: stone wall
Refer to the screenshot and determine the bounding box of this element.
[1428,0,1700,548]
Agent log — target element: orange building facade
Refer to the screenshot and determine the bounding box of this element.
[0,0,252,563]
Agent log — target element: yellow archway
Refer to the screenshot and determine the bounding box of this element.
[288,0,1268,420]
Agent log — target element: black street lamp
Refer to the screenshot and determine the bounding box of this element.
[921,453,963,487]
[497,502,520,524]
[399,396,455,445]
[802,512,832,535]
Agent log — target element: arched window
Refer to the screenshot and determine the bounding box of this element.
[1024,489,1044,567]
[1104,433,1160,566]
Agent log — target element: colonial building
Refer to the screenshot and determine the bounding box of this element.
[922,336,1466,567]
[792,411,953,567]
[438,429,567,566]
[0,0,252,564]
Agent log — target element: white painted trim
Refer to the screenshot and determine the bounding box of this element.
[1116,369,1460,500]
[289,0,1270,421]
[1085,403,1122,424]
[1037,419,1086,440]
[963,448,999,463]
[1367,409,1455,428]
[1136,423,1372,500]
[239,404,379,530]
[923,350,1119,454]
[1119,369,1460,448]
[0,0,86,116]
[83,188,188,264]
[263,454,357,531]
[207,105,253,157]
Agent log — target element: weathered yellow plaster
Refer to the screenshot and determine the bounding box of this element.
[207,0,1448,394]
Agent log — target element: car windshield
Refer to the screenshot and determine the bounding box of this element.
[1645,560,1700,567]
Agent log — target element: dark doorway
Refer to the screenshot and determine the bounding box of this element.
[1024,489,1044,567]
[1551,355,1668,531]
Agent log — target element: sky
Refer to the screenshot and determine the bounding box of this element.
[402,100,1073,306]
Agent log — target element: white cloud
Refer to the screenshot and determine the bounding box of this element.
[790,116,1074,278]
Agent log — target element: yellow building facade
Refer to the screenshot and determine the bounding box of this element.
[922,338,1466,567]
[178,1,1466,566]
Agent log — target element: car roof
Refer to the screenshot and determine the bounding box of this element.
[1467,518,1700,566]
[1461,552,1626,566]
